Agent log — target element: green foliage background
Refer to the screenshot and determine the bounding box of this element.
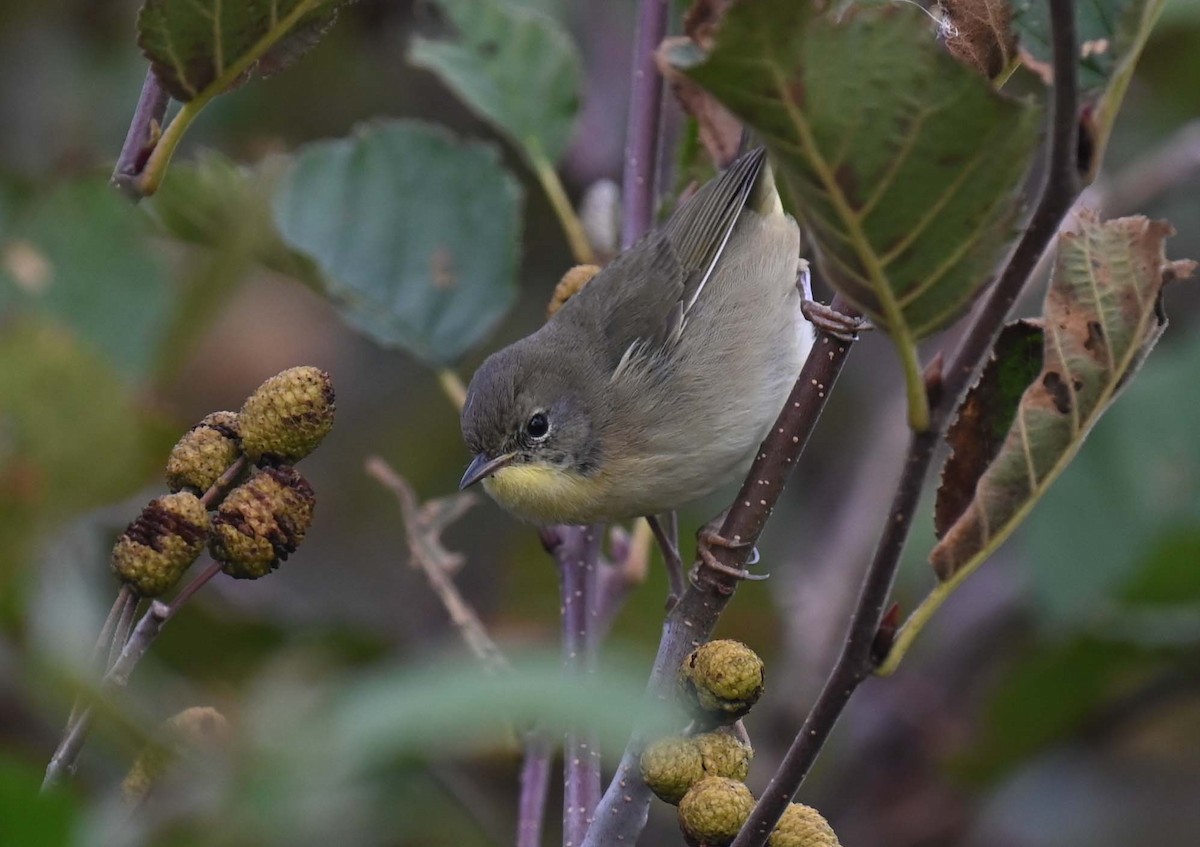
[1,1,1200,845]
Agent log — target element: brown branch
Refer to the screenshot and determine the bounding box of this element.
[730,1,1081,843]
[581,299,859,846]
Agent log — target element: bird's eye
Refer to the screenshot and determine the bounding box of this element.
[526,412,550,440]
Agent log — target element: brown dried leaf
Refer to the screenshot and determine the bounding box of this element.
[935,320,1043,538]
[683,0,734,51]
[656,36,742,168]
[931,213,1195,581]
[942,0,1017,78]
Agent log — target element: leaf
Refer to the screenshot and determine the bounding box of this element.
[408,0,582,164]
[137,0,344,102]
[1013,0,1171,173]
[657,37,743,168]
[941,0,1018,78]
[271,120,522,365]
[1122,529,1200,607]
[149,150,320,286]
[0,320,167,590]
[0,177,175,380]
[957,637,1150,781]
[930,213,1196,581]
[935,320,1044,538]
[0,754,78,847]
[667,3,1040,341]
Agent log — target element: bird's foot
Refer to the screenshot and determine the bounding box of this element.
[694,527,769,592]
[801,299,871,342]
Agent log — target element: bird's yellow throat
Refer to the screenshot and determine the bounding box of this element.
[482,463,604,525]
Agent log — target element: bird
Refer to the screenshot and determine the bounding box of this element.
[459,148,813,584]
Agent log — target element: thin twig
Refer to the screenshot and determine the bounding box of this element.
[366,456,511,674]
[729,2,1081,843]
[541,525,604,847]
[581,302,858,846]
[111,68,171,200]
[517,731,555,847]
[42,452,246,791]
[620,0,670,249]
[201,455,249,508]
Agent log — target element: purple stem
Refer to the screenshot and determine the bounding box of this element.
[517,732,555,847]
[549,525,603,847]
[111,68,170,200]
[620,0,670,249]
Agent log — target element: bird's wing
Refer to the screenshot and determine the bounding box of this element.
[662,147,767,327]
[555,148,769,381]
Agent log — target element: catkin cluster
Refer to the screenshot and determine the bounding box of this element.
[638,639,841,847]
[110,367,334,596]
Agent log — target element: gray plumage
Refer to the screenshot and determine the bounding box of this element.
[460,148,810,524]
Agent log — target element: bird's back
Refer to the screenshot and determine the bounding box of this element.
[546,149,809,520]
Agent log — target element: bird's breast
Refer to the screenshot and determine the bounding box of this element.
[482,463,610,525]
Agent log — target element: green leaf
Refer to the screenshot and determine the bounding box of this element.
[930,215,1196,581]
[1013,0,1171,173]
[1122,529,1200,606]
[137,0,344,102]
[0,753,78,847]
[669,3,1040,341]
[271,120,522,365]
[333,653,666,762]
[957,637,1150,781]
[149,150,319,286]
[0,319,167,591]
[409,0,582,163]
[0,177,175,380]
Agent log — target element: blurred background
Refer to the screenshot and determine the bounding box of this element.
[2,0,1200,845]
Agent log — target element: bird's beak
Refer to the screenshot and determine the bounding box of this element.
[459,452,517,490]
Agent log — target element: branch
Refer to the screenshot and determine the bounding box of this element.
[729,1,1081,842]
[366,456,512,674]
[518,731,556,847]
[540,525,604,847]
[111,68,171,201]
[620,0,671,249]
[581,300,859,846]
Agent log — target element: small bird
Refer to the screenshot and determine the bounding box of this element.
[459,148,812,551]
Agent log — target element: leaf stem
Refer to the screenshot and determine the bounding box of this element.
[135,0,325,197]
[898,337,931,431]
[437,368,468,412]
[728,2,1081,842]
[529,144,595,266]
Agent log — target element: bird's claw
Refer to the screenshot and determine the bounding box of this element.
[801,299,871,342]
[694,528,769,590]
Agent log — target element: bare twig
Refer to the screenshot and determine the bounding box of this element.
[620,0,671,249]
[581,301,859,846]
[43,454,246,790]
[366,456,512,674]
[111,68,171,200]
[729,2,1081,843]
[595,522,652,639]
